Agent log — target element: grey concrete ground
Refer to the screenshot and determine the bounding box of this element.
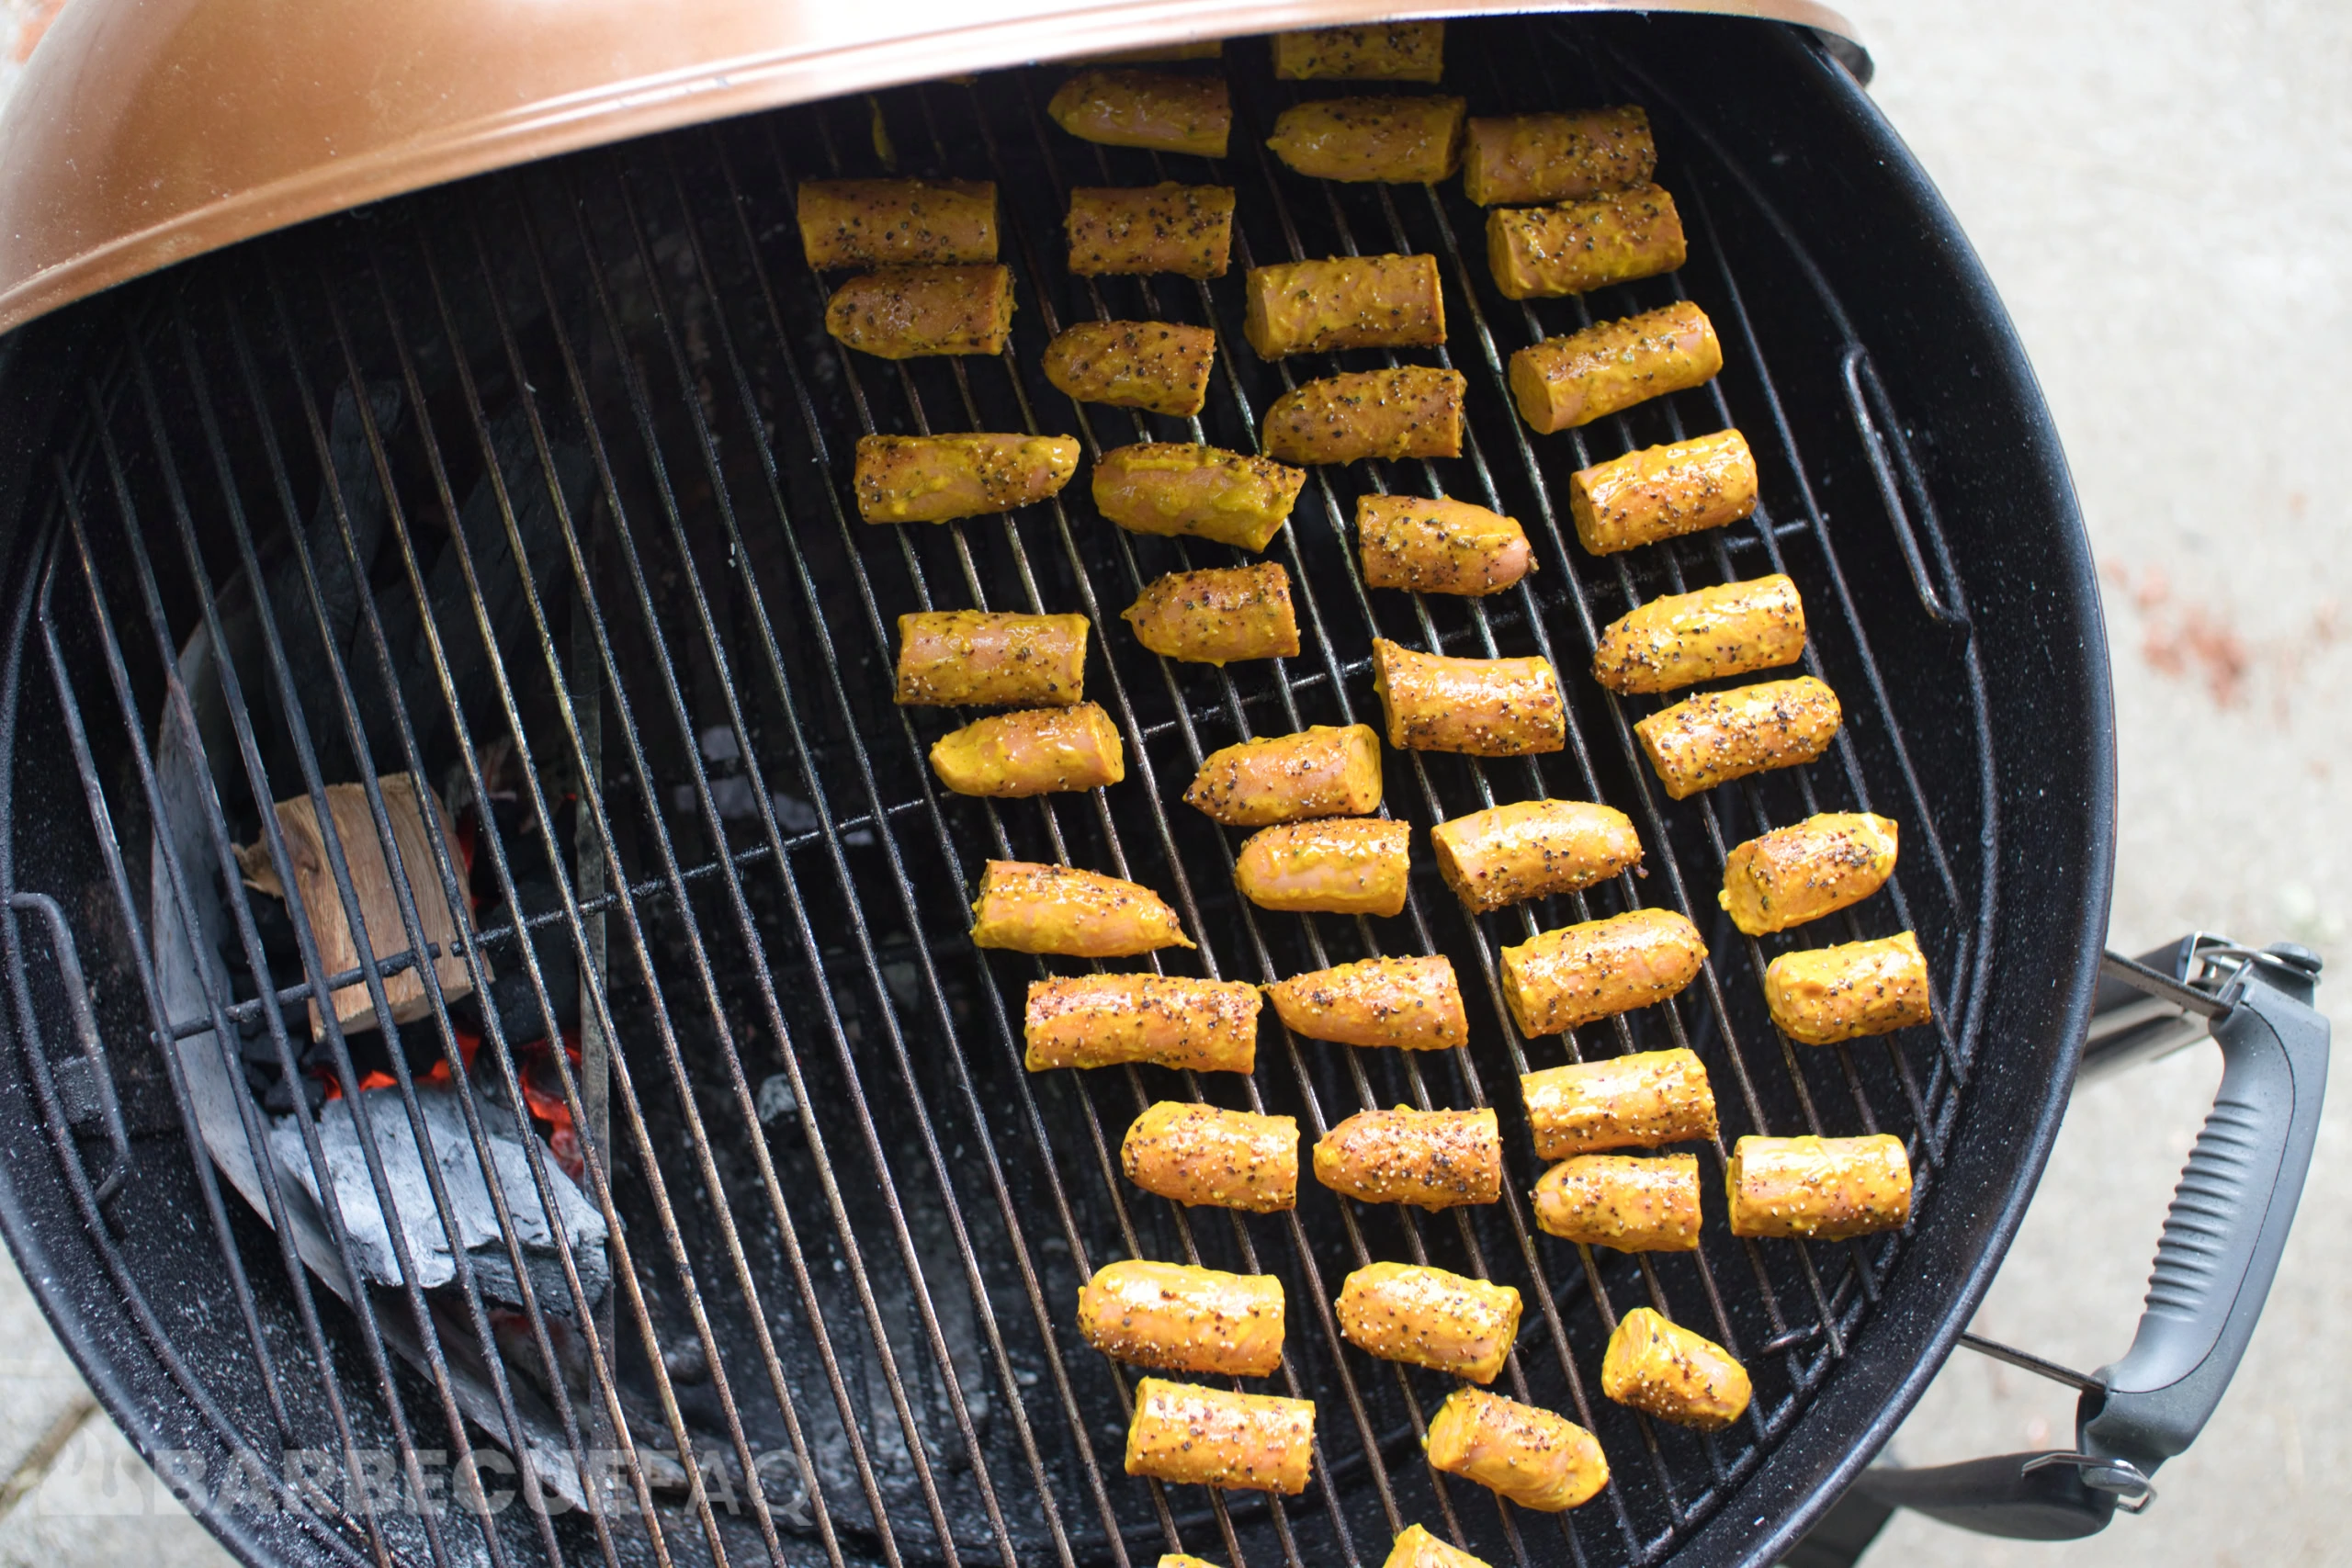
[0,2,2346,1564]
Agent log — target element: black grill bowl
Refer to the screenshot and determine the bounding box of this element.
[0,14,2112,1568]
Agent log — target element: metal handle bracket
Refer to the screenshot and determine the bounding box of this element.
[1847,935,2327,1542]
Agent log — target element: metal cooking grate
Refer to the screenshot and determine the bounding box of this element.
[1,15,1995,1568]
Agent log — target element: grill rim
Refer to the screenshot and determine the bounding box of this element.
[0,16,2116,1568]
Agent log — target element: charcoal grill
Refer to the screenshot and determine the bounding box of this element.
[0,8,2326,1568]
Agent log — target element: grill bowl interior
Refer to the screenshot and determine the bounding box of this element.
[0,14,2111,1568]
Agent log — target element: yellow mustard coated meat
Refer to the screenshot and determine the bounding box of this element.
[1067,184,1236,278]
[855,434,1080,525]
[1462,107,1657,206]
[1423,1386,1609,1512]
[824,265,1014,358]
[1499,908,1707,1036]
[1720,812,1898,935]
[1041,320,1216,417]
[1243,254,1446,359]
[1123,1101,1300,1213]
[1356,494,1534,596]
[1593,572,1804,693]
[929,703,1125,797]
[1024,974,1259,1072]
[894,610,1088,707]
[1122,562,1300,666]
[1092,442,1305,552]
[1075,1259,1286,1377]
[1600,1307,1750,1431]
[1486,183,1686,299]
[1262,367,1465,465]
[1124,1378,1315,1493]
[967,860,1192,956]
[1265,96,1467,183]
[1510,300,1722,434]
[1372,638,1565,756]
[1383,1524,1495,1568]
[1763,931,1931,1043]
[1313,1106,1501,1211]
[1521,1046,1719,1160]
[1568,428,1758,554]
[1184,724,1383,827]
[1430,798,1641,915]
[1049,71,1232,157]
[1336,1261,1521,1383]
[797,178,998,269]
[1532,1153,1702,1251]
[1232,818,1410,918]
[1272,23,1445,82]
[1634,675,1842,799]
[1263,955,1467,1051]
[1727,1133,1914,1240]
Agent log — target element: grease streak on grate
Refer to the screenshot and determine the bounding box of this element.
[6,17,1992,1568]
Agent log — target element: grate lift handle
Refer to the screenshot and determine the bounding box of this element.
[1813,935,2329,1549]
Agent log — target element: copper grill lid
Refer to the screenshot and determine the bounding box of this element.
[0,0,1861,337]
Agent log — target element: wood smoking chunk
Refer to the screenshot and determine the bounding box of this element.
[1336,1261,1521,1382]
[1356,494,1533,596]
[1569,429,1758,554]
[1763,931,1931,1043]
[1592,572,1804,694]
[824,265,1014,358]
[1092,442,1304,552]
[1499,908,1707,1037]
[1243,254,1445,358]
[1122,562,1300,666]
[1183,724,1383,827]
[1430,799,1642,915]
[1601,1308,1750,1431]
[1634,675,1841,799]
[1532,1153,1702,1251]
[1424,1387,1609,1512]
[1125,1378,1315,1493]
[1077,1259,1286,1377]
[1264,955,1466,1051]
[1371,637,1564,756]
[1261,367,1464,465]
[854,433,1079,524]
[1024,974,1259,1071]
[929,703,1125,797]
[1049,71,1232,157]
[1462,107,1657,205]
[1720,812,1897,935]
[797,178,998,269]
[1521,1046,1719,1160]
[1313,1105,1501,1210]
[1042,320,1216,416]
[1726,1133,1914,1240]
[1486,183,1686,299]
[1067,184,1237,278]
[1510,300,1721,434]
[1265,96,1467,183]
[1384,1524,1496,1568]
[894,610,1088,707]
[1232,818,1410,918]
[235,775,473,1037]
[967,859,1193,955]
[1272,22,1445,83]
[1123,1100,1300,1212]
